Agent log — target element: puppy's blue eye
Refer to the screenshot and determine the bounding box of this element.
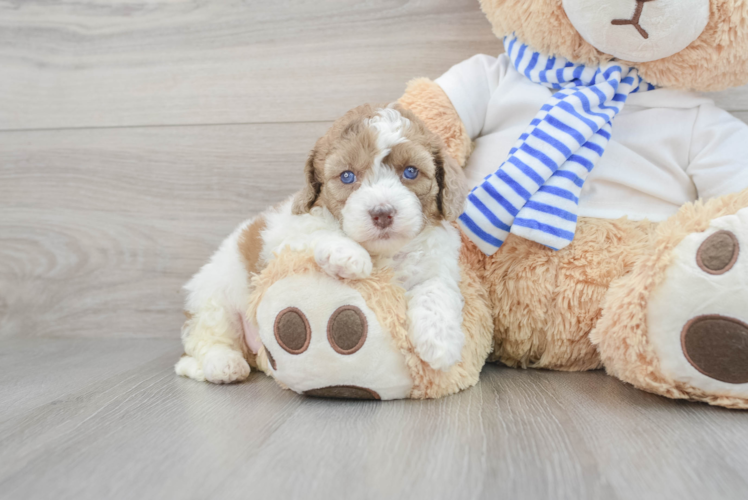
[340,170,356,184]
[403,166,419,180]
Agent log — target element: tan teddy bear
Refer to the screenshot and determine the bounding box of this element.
[178,0,748,409]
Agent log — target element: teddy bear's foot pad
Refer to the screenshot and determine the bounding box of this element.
[256,273,413,400]
[648,208,748,400]
[304,385,381,400]
[681,315,748,384]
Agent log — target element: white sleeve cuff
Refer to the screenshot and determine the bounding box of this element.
[689,104,748,199]
[435,54,504,140]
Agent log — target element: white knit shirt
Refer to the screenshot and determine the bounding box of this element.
[436,54,748,222]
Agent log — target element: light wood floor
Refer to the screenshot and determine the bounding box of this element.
[1,1,747,499]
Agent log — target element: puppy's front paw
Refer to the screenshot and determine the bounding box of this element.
[314,240,372,279]
[413,335,463,372]
[175,355,205,381]
[408,302,464,371]
[202,346,250,384]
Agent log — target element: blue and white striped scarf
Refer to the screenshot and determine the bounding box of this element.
[458,34,656,254]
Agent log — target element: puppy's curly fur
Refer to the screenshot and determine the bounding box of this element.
[177,104,469,383]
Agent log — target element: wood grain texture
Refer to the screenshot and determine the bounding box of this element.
[0,0,498,130]
[1,338,747,500]
[3,113,747,340]
[0,122,330,338]
[2,2,748,499]
[0,1,746,342]
[2,0,743,132]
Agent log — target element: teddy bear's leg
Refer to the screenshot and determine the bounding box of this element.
[398,78,472,166]
[476,216,655,371]
[593,190,748,408]
[249,246,494,400]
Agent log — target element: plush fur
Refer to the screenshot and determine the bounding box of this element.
[398,79,474,167]
[246,243,494,399]
[288,103,469,370]
[390,0,748,407]
[178,0,748,407]
[593,191,748,409]
[178,104,470,383]
[397,74,748,406]
[479,0,748,91]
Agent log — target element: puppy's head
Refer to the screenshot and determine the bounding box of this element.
[292,103,467,255]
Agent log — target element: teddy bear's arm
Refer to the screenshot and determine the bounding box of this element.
[399,55,506,167]
[687,104,748,199]
[399,78,473,167]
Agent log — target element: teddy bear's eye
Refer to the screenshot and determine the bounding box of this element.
[403,166,419,180]
[340,170,356,184]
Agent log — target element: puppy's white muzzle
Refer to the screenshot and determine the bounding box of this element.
[341,172,423,254]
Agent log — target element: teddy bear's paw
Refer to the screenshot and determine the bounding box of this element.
[256,273,413,400]
[201,346,250,384]
[314,239,372,280]
[647,208,748,399]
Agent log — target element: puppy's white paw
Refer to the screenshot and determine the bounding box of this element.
[315,239,373,279]
[413,335,463,372]
[175,355,205,382]
[202,346,250,384]
[408,303,464,372]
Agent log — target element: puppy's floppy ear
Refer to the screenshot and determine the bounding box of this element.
[292,104,378,215]
[292,148,322,215]
[433,145,467,222]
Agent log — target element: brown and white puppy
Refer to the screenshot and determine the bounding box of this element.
[176,103,468,384]
[293,103,465,256]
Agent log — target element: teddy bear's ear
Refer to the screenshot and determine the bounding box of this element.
[291,148,322,215]
[433,146,467,222]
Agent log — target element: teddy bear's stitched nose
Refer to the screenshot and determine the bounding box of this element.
[611,0,656,39]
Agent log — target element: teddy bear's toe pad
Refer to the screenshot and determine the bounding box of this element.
[681,315,748,384]
[256,273,413,400]
[696,230,739,274]
[648,208,748,398]
[274,307,311,354]
[327,306,367,354]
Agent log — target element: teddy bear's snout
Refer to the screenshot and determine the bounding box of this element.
[562,0,710,63]
[611,0,656,39]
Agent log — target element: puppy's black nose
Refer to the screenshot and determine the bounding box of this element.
[369,207,395,229]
